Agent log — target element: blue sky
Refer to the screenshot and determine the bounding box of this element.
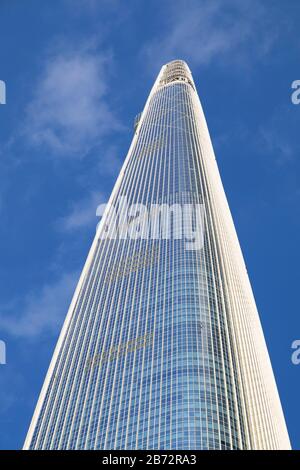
[0,0,299,450]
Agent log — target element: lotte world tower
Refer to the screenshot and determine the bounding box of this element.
[24,60,290,450]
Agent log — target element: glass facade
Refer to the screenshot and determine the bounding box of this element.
[24,60,290,450]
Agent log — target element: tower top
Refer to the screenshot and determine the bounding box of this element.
[158,59,195,89]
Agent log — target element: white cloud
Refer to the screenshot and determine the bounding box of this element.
[55,145,122,233]
[57,190,105,232]
[97,144,122,176]
[142,0,279,70]
[23,44,121,157]
[0,271,78,338]
[258,106,298,166]
[260,128,294,165]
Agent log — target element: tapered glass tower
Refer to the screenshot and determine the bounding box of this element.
[24,60,290,450]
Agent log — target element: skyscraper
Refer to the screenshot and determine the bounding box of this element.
[24,60,290,450]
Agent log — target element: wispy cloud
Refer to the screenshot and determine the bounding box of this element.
[97,144,122,176]
[260,128,294,166]
[0,366,28,422]
[0,271,78,338]
[258,105,299,166]
[54,145,121,234]
[23,42,121,157]
[57,190,104,232]
[142,0,280,70]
